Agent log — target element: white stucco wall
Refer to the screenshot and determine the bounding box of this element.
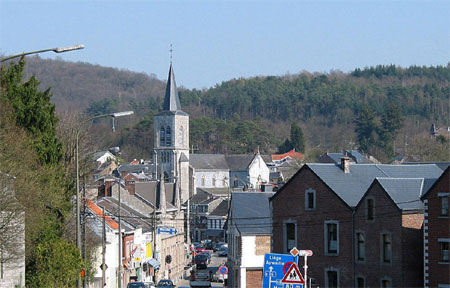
[194,170,229,189]
[248,154,270,189]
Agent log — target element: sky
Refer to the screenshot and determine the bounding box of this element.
[1,0,449,89]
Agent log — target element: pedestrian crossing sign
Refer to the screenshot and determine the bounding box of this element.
[281,263,304,284]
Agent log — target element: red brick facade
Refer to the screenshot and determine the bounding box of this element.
[423,167,449,287]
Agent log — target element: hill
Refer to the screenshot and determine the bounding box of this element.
[19,57,450,162]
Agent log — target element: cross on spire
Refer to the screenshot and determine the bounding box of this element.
[169,44,174,63]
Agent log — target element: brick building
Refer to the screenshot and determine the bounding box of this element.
[270,160,443,287]
[421,166,449,288]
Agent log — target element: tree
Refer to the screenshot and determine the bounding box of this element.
[290,122,305,153]
[378,104,404,158]
[354,105,378,153]
[0,58,62,165]
[277,139,293,154]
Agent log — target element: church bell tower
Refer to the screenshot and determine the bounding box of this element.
[154,63,190,203]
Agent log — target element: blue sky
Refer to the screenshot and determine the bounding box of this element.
[1,0,449,89]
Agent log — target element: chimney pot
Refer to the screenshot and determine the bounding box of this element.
[341,157,351,173]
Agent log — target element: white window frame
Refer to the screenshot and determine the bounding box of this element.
[324,221,339,256]
[283,219,297,253]
[365,197,375,221]
[438,193,449,217]
[438,238,449,264]
[380,232,392,265]
[305,188,316,210]
[324,267,340,288]
[380,276,392,288]
[355,275,366,288]
[355,230,365,263]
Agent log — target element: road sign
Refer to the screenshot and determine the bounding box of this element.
[281,263,304,284]
[219,265,228,275]
[157,227,178,235]
[263,253,296,288]
[299,250,313,257]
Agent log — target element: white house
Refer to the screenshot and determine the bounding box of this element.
[228,192,274,288]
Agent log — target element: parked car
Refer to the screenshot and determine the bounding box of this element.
[218,247,228,257]
[144,282,156,288]
[200,251,211,263]
[204,241,214,250]
[212,270,228,283]
[213,242,225,252]
[156,279,175,287]
[127,282,149,288]
[195,244,205,253]
[194,254,209,269]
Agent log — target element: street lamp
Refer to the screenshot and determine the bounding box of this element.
[0,44,85,62]
[76,111,133,288]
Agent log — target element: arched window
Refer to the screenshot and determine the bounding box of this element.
[212,176,216,187]
[160,127,166,146]
[166,126,172,146]
[201,176,205,187]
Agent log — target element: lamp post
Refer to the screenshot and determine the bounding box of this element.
[0,44,85,63]
[76,111,133,288]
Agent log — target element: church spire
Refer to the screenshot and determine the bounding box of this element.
[163,63,182,112]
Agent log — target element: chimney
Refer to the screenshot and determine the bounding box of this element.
[341,157,351,173]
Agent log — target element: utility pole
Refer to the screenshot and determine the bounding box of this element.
[83,179,87,288]
[118,180,122,288]
[102,207,106,288]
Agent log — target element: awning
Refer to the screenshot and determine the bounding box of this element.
[147,258,160,269]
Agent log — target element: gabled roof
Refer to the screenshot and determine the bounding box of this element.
[85,198,119,230]
[196,187,230,197]
[209,199,229,217]
[190,154,229,170]
[117,163,153,174]
[225,155,257,171]
[374,178,437,210]
[230,192,274,235]
[274,163,443,208]
[421,165,450,199]
[272,150,305,161]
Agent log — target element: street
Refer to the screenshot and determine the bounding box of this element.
[177,251,227,287]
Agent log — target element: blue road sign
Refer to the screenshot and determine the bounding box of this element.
[157,227,178,235]
[263,253,297,288]
[219,265,228,275]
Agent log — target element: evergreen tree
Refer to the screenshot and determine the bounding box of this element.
[378,104,404,158]
[354,105,377,153]
[0,58,62,165]
[290,122,305,153]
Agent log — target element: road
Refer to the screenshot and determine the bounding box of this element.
[177,250,227,287]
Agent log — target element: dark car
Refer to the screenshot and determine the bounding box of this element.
[194,254,208,269]
[213,242,225,252]
[218,247,228,257]
[200,251,211,263]
[204,241,214,250]
[127,282,147,288]
[156,279,175,287]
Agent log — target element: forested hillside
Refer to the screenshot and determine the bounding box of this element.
[22,57,449,162]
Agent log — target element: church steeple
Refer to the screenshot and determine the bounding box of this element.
[163,63,182,112]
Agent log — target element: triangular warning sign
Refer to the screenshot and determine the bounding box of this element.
[281,263,305,284]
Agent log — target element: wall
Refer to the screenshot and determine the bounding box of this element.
[271,166,354,287]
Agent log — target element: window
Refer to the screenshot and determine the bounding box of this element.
[212,176,216,187]
[284,221,297,253]
[233,175,239,187]
[201,176,205,187]
[381,278,392,288]
[356,232,365,261]
[381,233,392,264]
[441,195,449,216]
[325,221,339,255]
[438,239,449,263]
[305,189,316,210]
[366,198,375,220]
[165,126,171,146]
[356,276,365,288]
[160,127,165,146]
[325,269,339,288]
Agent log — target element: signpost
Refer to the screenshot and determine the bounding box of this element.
[157,227,178,235]
[263,248,313,288]
[263,253,295,288]
[219,265,228,275]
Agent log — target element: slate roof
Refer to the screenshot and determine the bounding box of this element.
[306,163,443,207]
[196,187,230,196]
[404,162,450,171]
[209,199,229,217]
[117,163,153,174]
[225,155,257,171]
[230,192,274,235]
[163,63,182,112]
[189,154,229,170]
[375,178,437,210]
